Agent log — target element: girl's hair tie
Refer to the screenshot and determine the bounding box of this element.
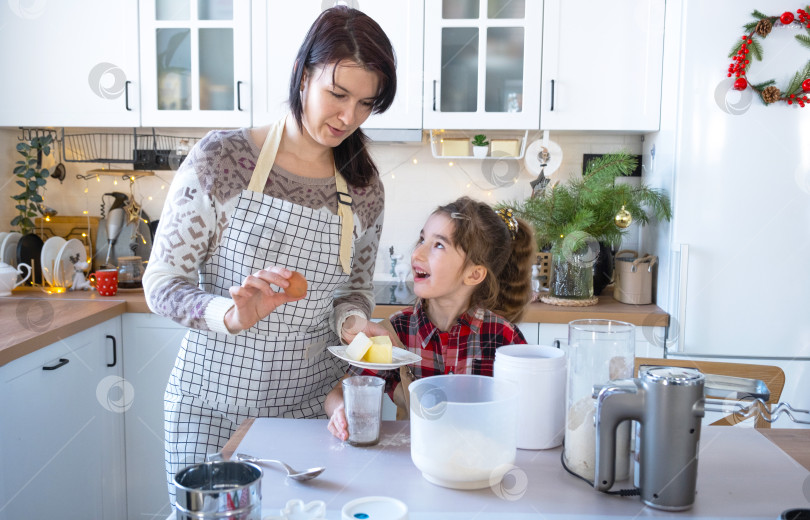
[495,208,518,240]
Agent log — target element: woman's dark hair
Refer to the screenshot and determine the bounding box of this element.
[288,6,396,187]
[434,197,537,323]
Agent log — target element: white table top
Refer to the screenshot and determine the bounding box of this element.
[231,419,809,520]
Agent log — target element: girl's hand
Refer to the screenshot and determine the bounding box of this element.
[340,315,393,344]
[224,267,304,332]
[327,403,349,441]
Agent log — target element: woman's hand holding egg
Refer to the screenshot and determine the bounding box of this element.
[225,268,307,333]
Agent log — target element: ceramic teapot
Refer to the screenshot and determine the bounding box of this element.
[0,261,31,296]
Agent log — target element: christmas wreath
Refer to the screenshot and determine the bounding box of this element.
[727,7,810,106]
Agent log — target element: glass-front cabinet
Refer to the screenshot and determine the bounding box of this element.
[423,0,543,130]
[139,0,251,127]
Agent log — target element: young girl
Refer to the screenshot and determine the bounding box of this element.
[326,196,536,439]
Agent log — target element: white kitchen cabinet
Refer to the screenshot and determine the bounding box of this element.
[540,0,665,131]
[252,0,424,135]
[538,323,569,349]
[517,322,539,344]
[138,0,252,128]
[0,317,126,520]
[121,313,186,520]
[423,0,543,130]
[0,1,140,127]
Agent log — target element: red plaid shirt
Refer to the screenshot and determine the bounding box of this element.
[351,299,527,399]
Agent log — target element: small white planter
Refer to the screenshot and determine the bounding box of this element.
[472,145,488,158]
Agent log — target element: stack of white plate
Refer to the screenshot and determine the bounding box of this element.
[41,236,89,288]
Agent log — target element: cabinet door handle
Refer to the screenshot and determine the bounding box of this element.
[237,80,243,111]
[106,334,117,367]
[125,80,132,111]
[550,79,555,111]
[43,358,69,371]
[432,80,437,111]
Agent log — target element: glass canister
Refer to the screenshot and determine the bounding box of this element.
[548,242,594,300]
[564,319,635,482]
[117,256,145,289]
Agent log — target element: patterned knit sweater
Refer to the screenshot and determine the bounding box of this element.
[142,128,384,336]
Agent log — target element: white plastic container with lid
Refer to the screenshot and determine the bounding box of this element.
[494,344,567,450]
[341,496,408,520]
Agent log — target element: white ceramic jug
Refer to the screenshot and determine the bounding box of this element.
[0,261,31,296]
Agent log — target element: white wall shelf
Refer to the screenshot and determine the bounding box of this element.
[429,129,529,160]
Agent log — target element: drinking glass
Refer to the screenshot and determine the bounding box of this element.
[342,376,384,447]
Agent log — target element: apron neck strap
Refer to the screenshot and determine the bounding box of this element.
[247,116,285,193]
[248,115,354,275]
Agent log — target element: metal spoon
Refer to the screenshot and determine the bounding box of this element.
[235,453,325,481]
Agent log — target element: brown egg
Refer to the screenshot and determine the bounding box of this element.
[285,271,308,298]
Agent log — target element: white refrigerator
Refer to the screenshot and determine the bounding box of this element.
[642,0,810,427]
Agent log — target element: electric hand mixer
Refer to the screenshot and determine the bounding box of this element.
[101,192,127,267]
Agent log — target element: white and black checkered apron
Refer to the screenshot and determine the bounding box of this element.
[164,116,353,502]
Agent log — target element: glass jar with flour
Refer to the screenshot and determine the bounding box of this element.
[564,319,635,482]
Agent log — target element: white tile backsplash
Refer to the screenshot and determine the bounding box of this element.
[0,128,642,279]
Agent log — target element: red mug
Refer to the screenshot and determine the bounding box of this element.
[92,269,118,296]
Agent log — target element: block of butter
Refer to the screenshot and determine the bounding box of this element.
[345,332,373,361]
[345,333,394,364]
[362,336,393,364]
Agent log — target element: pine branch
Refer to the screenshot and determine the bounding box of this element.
[749,37,763,61]
[785,61,810,95]
[744,21,759,32]
[728,39,744,58]
[751,79,776,90]
[751,10,767,20]
[511,152,671,250]
[583,152,637,186]
[797,33,810,50]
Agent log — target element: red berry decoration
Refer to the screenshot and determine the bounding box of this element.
[722,9,809,106]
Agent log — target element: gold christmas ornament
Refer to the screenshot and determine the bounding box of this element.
[614,205,633,229]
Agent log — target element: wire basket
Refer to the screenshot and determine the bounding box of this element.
[61,128,199,169]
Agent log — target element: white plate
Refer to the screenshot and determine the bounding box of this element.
[327,345,422,370]
[0,232,9,258]
[1,232,22,266]
[40,236,66,286]
[55,238,89,288]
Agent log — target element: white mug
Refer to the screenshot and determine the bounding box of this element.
[0,261,31,296]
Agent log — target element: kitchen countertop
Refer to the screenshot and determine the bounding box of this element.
[222,418,809,519]
[0,287,150,366]
[1,284,668,367]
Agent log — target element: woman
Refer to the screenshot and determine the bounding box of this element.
[142,6,396,502]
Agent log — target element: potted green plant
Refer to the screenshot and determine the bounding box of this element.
[11,135,53,236]
[471,134,489,158]
[506,152,672,301]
